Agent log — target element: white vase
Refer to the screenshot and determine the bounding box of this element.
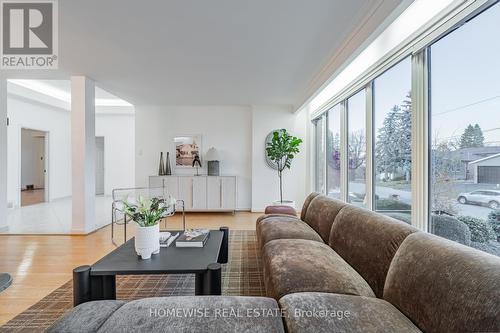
[272,200,296,209]
[135,224,160,260]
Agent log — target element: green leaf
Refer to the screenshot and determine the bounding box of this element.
[266,129,302,186]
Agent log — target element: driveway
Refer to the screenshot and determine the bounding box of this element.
[455,203,493,219]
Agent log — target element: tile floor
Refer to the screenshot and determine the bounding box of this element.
[3,196,113,234]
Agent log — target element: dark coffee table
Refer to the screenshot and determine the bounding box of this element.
[73,227,229,306]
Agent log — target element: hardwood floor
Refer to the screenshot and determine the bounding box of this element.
[20,189,45,206]
[0,212,259,325]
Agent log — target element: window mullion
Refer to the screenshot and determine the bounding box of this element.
[411,50,429,232]
[323,114,328,195]
[340,101,348,202]
[365,83,374,211]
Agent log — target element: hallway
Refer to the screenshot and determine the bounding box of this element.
[20,189,45,207]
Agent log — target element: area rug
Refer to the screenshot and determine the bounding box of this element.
[0,230,264,333]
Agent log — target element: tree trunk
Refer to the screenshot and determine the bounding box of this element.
[279,171,283,203]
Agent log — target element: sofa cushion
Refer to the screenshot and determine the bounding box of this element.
[262,239,375,300]
[279,292,421,333]
[256,213,301,226]
[384,232,500,333]
[303,196,347,242]
[256,215,323,249]
[328,205,418,297]
[47,300,126,333]
[264,205,297,216]
[97,296,285,333]
[300,192,320,221]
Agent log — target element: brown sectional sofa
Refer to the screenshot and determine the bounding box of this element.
[257,193,500,333]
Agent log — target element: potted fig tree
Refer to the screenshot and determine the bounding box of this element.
[266,129,302,208]
[122,196,174,259]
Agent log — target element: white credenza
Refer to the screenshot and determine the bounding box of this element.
[149,175,236,212]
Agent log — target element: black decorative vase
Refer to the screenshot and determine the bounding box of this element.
[158,152,165,176]
[165,152,172,175]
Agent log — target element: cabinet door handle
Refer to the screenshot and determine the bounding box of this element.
[220,179,223,208]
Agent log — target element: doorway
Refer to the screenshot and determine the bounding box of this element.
[95,137,105,195]
[20,129,48,206]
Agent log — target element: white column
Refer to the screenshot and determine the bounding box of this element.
[0,78,7,232]
[71,76,96,234]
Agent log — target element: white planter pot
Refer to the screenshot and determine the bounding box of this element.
[272,200,296,209]
[135,224,160,260]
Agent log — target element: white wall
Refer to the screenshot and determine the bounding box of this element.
[6,89,135,208]
[95,113,135,195]
[251,106,308,212]
[0,78,7,230]
[135,104,309,212]
[135,105,253,210]
[7,97,72,206]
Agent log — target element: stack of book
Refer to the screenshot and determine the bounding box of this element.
[175,229,210,248]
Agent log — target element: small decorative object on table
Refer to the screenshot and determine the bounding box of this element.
[176,229,210,247]
[158,152,165,176]
[122,196,175,259]
[165,152,172,175]
[206,147,220,176]
[159,231,181,247]
[192,155,202,176]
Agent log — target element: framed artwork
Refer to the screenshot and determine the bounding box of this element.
[174,135,202,168]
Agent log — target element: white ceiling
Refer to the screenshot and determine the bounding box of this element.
[51,0,406,106]
[28,80,120,99]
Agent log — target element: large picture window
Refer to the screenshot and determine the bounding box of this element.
[327,104,341,199]
[429,2,500,256]
[311,1,499,257]
[347,90,367,206]
[373,58,412,221]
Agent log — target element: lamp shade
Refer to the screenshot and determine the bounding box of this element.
[205,147,220,161]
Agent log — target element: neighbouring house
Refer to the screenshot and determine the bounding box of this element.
[448,147,500,180]
[469,153,500,184]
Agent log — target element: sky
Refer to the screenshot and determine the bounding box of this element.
[430,2,500,146]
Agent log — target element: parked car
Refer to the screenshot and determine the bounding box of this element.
[457,190,500,209]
